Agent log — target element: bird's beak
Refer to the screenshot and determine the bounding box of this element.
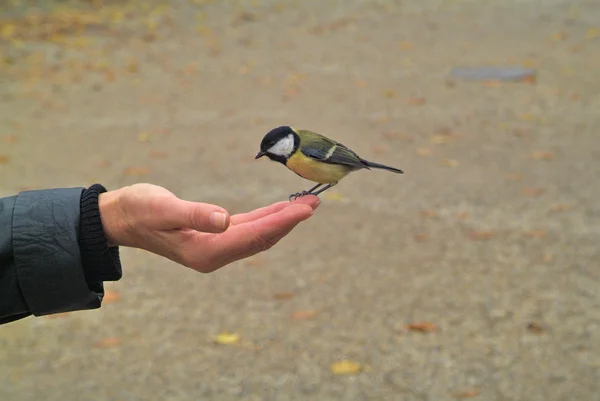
[255,151,265,159]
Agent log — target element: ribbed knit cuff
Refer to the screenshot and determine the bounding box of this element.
[79,184,122,283]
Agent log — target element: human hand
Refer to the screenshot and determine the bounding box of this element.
[98,184,319,272]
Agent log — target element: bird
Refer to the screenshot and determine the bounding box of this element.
[255,126,403,201]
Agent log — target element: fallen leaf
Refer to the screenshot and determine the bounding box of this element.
[323,192,347,202]
[330,360,362,375]
[522,187,545,197]
[526,322,548,334]
[453,388,481,398]
[273,292,295,300]
[430,135,449,144]
[506,172,523,181]
[542,252,554,263]
[416,147,432,157]
[586,27,600,39]
[529,151,554,160]
[123,166,150,176]
[292,310,317,320]
[94,337,122,348]
[549,203,572,212]
[103,290,121,304]
[454,211,470,220]
[382,131,399,140]
[407,97,426,105]
[137,132,151,142]
[383,90,396,98]
[371,145,387,154]
[0,155,8,164]
[420,210,438,219]
[355,79,366,88]
[149,151,168,159]
[406,322,438,333]
[468,231,495,240]
[214,332,240,345]
[522,229,547,238]
[441,159,459,167]
[4,135,17,143]
[550,31,569,41]
[413,233,428,242]
[399,41,412,50]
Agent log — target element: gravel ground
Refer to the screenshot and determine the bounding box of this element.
[1,0,599,400]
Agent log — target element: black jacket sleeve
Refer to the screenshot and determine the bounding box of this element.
[0,185,122,325]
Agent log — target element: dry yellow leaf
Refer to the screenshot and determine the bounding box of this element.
[0,155,8,164]
[529,151,554,160]
[1,24,16,40]
[522,229,547,238]
[416,147,432,157]
[468,231,495,240]
[123,166,150,176]
[330,360,362,375]
[441,159,459,167]
[550,31,569,41]
[323,192,347,202]
[383,90,396,98]
[549,203,572,212]
[355,79,366,88]
[273,292,294,300]
[522,187,545,197]
[149,151,168,159]
[137,132,151,142]
[430,135,449,144]
[292,310,317,320]
[407,97,426,105]
[126,60,139,73]
[399,41,412,50]
[506,172,523,181]
[94,337,122,348]
[406,322,438,333]
[587,28,600,39]
[214,332,240,345]
[413,233,428,242]
[420,210,438,219]
[449,212,467,221]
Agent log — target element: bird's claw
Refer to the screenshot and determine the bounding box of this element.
[288,191,309,202]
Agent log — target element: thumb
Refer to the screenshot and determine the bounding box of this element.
[162,197,231,233]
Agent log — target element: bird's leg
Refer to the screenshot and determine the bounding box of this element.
[311,183,336,196]
[289,183,324,201]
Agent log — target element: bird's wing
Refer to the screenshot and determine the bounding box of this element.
[297,130,367,169]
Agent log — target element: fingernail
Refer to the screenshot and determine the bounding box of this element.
[209,212,227,230]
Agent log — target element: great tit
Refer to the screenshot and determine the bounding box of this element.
[255,126,404,200]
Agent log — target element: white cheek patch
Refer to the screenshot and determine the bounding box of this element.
[268,134,295,157]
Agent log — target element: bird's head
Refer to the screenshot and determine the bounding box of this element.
[255,126,299,164]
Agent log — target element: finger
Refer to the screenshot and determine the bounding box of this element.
[230,201,290,225]
[290,194,320,210]
[206,204,314,265]
[230,195,320,226]
[158,197,231,233]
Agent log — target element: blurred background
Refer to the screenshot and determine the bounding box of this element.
[1,0,599,400]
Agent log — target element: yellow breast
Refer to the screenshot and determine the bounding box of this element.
[285,151,352,184]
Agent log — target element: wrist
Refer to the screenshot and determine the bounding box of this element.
[98,187,127,247]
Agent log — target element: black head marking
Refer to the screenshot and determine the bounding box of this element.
[257,126,300,165]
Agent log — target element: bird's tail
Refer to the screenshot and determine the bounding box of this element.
[361,159,404,174]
